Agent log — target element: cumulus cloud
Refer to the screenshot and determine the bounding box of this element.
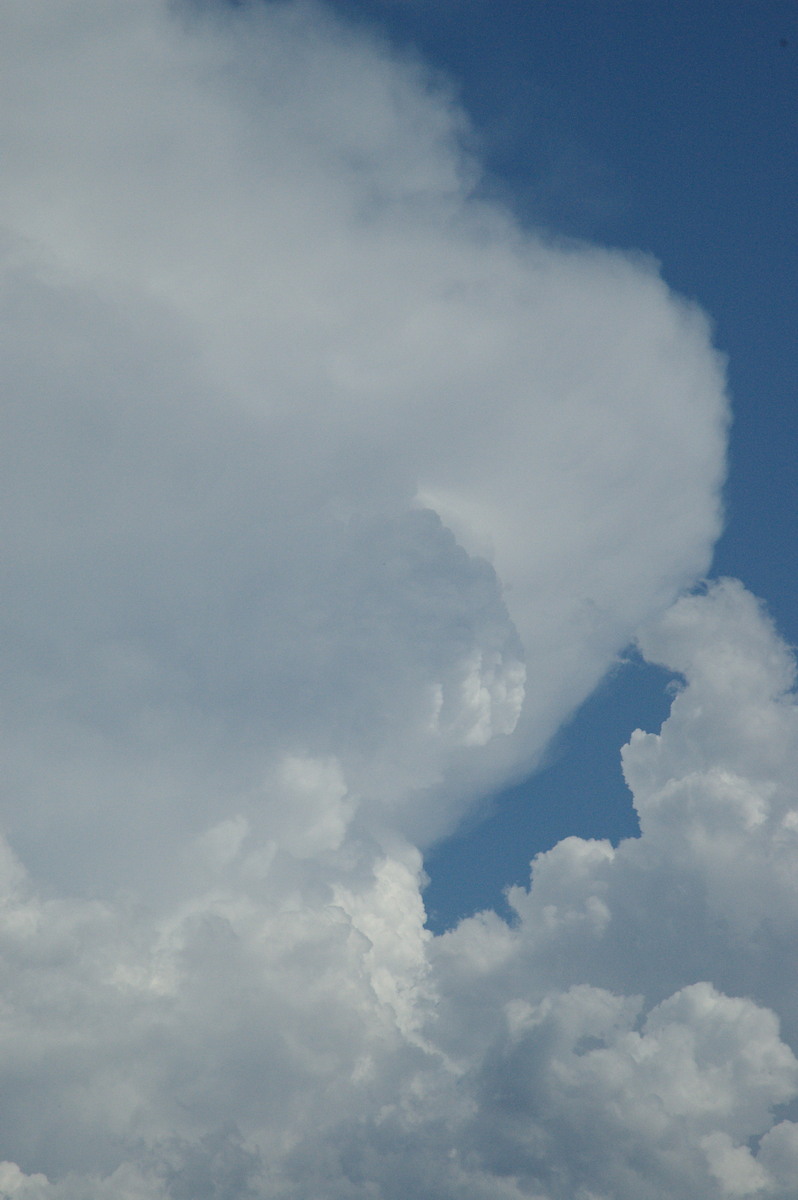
[0,0,726,868]
[5,2,790,1199]
[433,580,798,1197]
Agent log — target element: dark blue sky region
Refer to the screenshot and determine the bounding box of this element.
[322,0,798,929]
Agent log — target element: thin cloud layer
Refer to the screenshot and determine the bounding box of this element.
[0,2,780,1198]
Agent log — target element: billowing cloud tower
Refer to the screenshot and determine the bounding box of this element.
[4,4,792,1199]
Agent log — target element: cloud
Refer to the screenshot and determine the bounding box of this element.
[0,0,727,868]
[433,580,798,1197]
[2,2,786,1199]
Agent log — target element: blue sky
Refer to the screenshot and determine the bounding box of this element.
[4,3,798,1197]
[326,0,798,929]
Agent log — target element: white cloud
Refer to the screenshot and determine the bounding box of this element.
[3,2,787,1199]
[432,580,798,1197]
[0,0,727,864]
[4,583,798,1186]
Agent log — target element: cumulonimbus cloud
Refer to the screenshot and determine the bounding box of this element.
[5,3,789,1199]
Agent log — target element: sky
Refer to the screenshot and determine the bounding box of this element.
[1,2,797,1198]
